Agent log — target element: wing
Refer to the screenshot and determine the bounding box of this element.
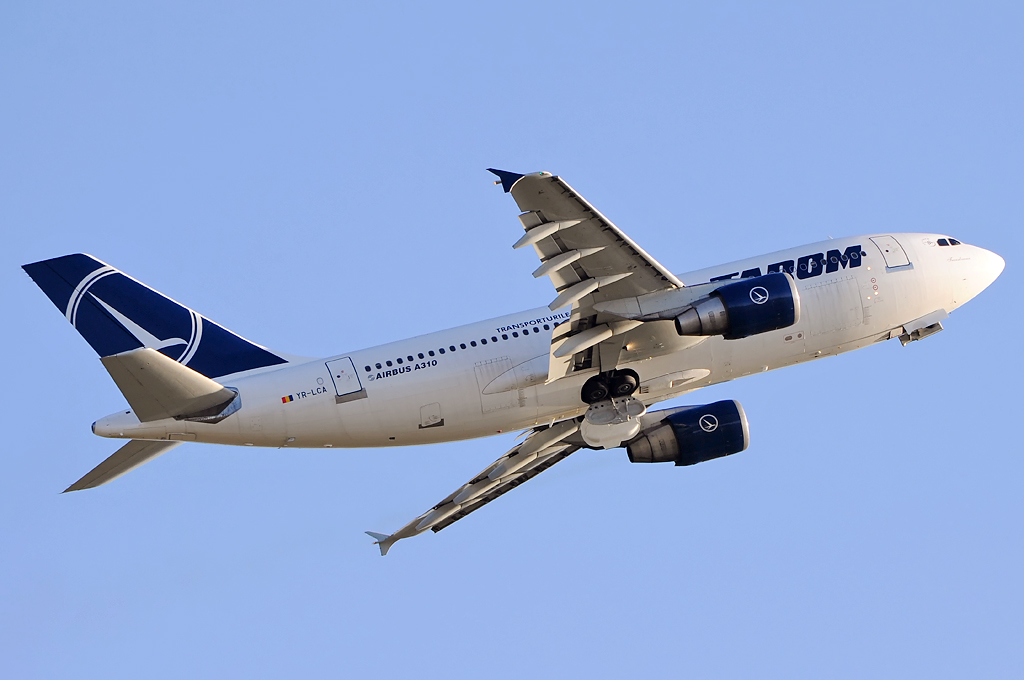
[490,169,683,297]
[366,419,581,555]
[489,169,695,382]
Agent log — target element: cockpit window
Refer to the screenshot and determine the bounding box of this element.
[937,238,949,246]
[949,238,961,246]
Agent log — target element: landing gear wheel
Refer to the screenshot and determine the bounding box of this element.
[581,376,611,404]
[610,373,638,398]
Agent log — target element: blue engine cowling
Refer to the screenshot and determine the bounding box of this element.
[674,272,800,340]
[625,400,750,465]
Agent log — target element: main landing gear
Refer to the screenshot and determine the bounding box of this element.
[581,369,640,404]
[579,370,646,449]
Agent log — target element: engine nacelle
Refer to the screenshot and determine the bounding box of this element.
[626,400,750,465]
[674,272,800,340]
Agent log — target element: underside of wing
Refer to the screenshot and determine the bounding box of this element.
[491,169,683,298]
[489,170,692,383]
[366,420,581,555]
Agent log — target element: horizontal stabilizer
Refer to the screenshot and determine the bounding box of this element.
[101,347,237,422]
[64,439,181,492]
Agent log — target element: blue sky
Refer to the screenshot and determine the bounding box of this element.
[2,2,1022,678]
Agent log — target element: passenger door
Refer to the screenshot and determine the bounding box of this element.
[870,236,911,269]
[325,357,367,403]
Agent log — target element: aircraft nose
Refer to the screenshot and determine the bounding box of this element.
[953,244,1005,307]
[976,246,1005,290]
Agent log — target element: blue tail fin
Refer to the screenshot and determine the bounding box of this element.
[23,254,289,380]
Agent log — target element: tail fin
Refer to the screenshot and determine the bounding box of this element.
[23,254,289,379]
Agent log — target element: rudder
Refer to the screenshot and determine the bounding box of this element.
[23,254,289,379]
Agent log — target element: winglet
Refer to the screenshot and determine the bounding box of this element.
[487,168,525,193]
[365,531,396,556]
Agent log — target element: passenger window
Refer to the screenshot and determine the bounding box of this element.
[439,348,445,354]
[481,339,487,345]
[533,327,539,333]
[408,355,414,362]
[418,353,424,359]
[492,336,498,342]
[386,361,393,367]
[470,341,477,347]
[502,334,508,340]
[396,358,403,364]
[513,332,519,338]
[364,365,371,372]
[375,363,382,369]
[938,238,949,246]
[428,350,435,357]
[460,343,466,349]
[543,325,550,330]
[950,238,961,246]
[450,345,456,352]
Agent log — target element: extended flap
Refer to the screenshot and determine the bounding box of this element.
[101,348,236,422]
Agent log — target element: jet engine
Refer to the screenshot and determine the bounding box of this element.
[626,400,750,465]
[674,272,800,340]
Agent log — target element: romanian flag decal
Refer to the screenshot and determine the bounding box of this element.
[281,395,294,403]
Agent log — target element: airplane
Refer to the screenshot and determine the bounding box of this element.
[22,169,1005,555]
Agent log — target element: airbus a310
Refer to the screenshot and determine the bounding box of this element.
[23,169,1004,554]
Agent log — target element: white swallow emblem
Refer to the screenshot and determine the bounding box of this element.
[699,414,719,432]
[749,287,769,304]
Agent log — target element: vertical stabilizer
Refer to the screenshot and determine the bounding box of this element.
[23,254,290,379]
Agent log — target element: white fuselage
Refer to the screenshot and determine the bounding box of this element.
[93,233,1004,449]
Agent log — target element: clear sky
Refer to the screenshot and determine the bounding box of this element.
[2,2,1022,678]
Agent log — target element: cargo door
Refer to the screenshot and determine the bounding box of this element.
[326,357,367,403]
[870,236,911,269]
